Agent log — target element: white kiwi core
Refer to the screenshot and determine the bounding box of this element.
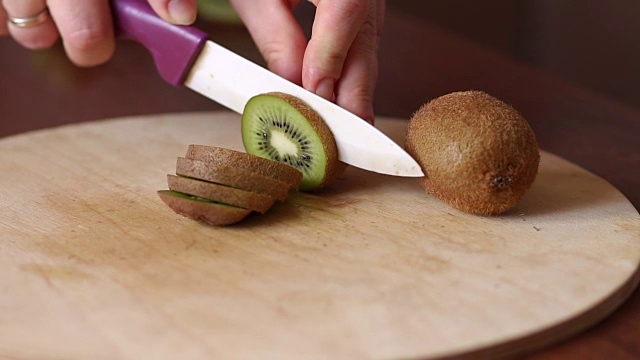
[270,130,299,157]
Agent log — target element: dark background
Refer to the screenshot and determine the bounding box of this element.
[391,1,640,111]
[1,0,638,132]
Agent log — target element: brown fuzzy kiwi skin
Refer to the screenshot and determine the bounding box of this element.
[405,91,540,215]
[157,190,251,226]
[185,145,303,190]
[167,175,276,214]
[259,92,348,191]
[175,157,291,201]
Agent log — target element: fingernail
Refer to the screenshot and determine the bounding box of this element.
[168,0,196,25]
[315,78,335,101]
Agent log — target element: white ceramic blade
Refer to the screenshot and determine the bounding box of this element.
[184,41,424,177]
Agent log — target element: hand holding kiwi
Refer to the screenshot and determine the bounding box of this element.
[405,91,540,215]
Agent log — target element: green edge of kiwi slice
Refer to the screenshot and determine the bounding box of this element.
[157,190,251,226]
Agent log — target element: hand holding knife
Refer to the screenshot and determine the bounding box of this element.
[110,0,422,177]
[3,0,423,177]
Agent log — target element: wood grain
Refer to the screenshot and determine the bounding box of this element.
[0,112,638,360]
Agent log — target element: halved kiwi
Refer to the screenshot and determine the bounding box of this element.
[157,190,251,226]
[185,145,302,190]
[241,92,346,191]
[175,157,291,201]
[167,174,276,213]
[405,91,540,215]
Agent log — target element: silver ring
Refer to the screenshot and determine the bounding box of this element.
[8,8,50,28]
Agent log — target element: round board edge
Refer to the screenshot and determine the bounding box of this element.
[0,110,639,360]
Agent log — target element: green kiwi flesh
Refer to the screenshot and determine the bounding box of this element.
[157,190,251,226]
[241,92,345,191]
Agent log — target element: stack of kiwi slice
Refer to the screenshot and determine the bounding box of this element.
[158,91,346,226]
[158,145,302,226]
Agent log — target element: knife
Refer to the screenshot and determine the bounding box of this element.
[111,0,423,177]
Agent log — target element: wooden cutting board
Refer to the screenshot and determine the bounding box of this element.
[1,112,638,360]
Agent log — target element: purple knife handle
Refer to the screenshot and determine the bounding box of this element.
[111,0,208,86]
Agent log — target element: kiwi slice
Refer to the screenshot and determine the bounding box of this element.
[185,145,302,190]
[405,91,540,215]
[157,190,251,226]
[175,157,291,201]
[241,92,346,191]
[167,175,276,214]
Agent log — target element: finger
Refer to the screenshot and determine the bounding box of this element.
[333,0,384,123]
[333,42,378,124]
[230,0,306,84]
[147,0,197,25]
[3,0,59,49]
[47,0,114,67]
[302,0,369,100]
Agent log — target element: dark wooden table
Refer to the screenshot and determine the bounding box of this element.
[1,4,638,359]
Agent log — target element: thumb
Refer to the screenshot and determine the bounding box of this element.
[147,0,197,25]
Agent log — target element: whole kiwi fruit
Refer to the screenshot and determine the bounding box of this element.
[405,91,540,215]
